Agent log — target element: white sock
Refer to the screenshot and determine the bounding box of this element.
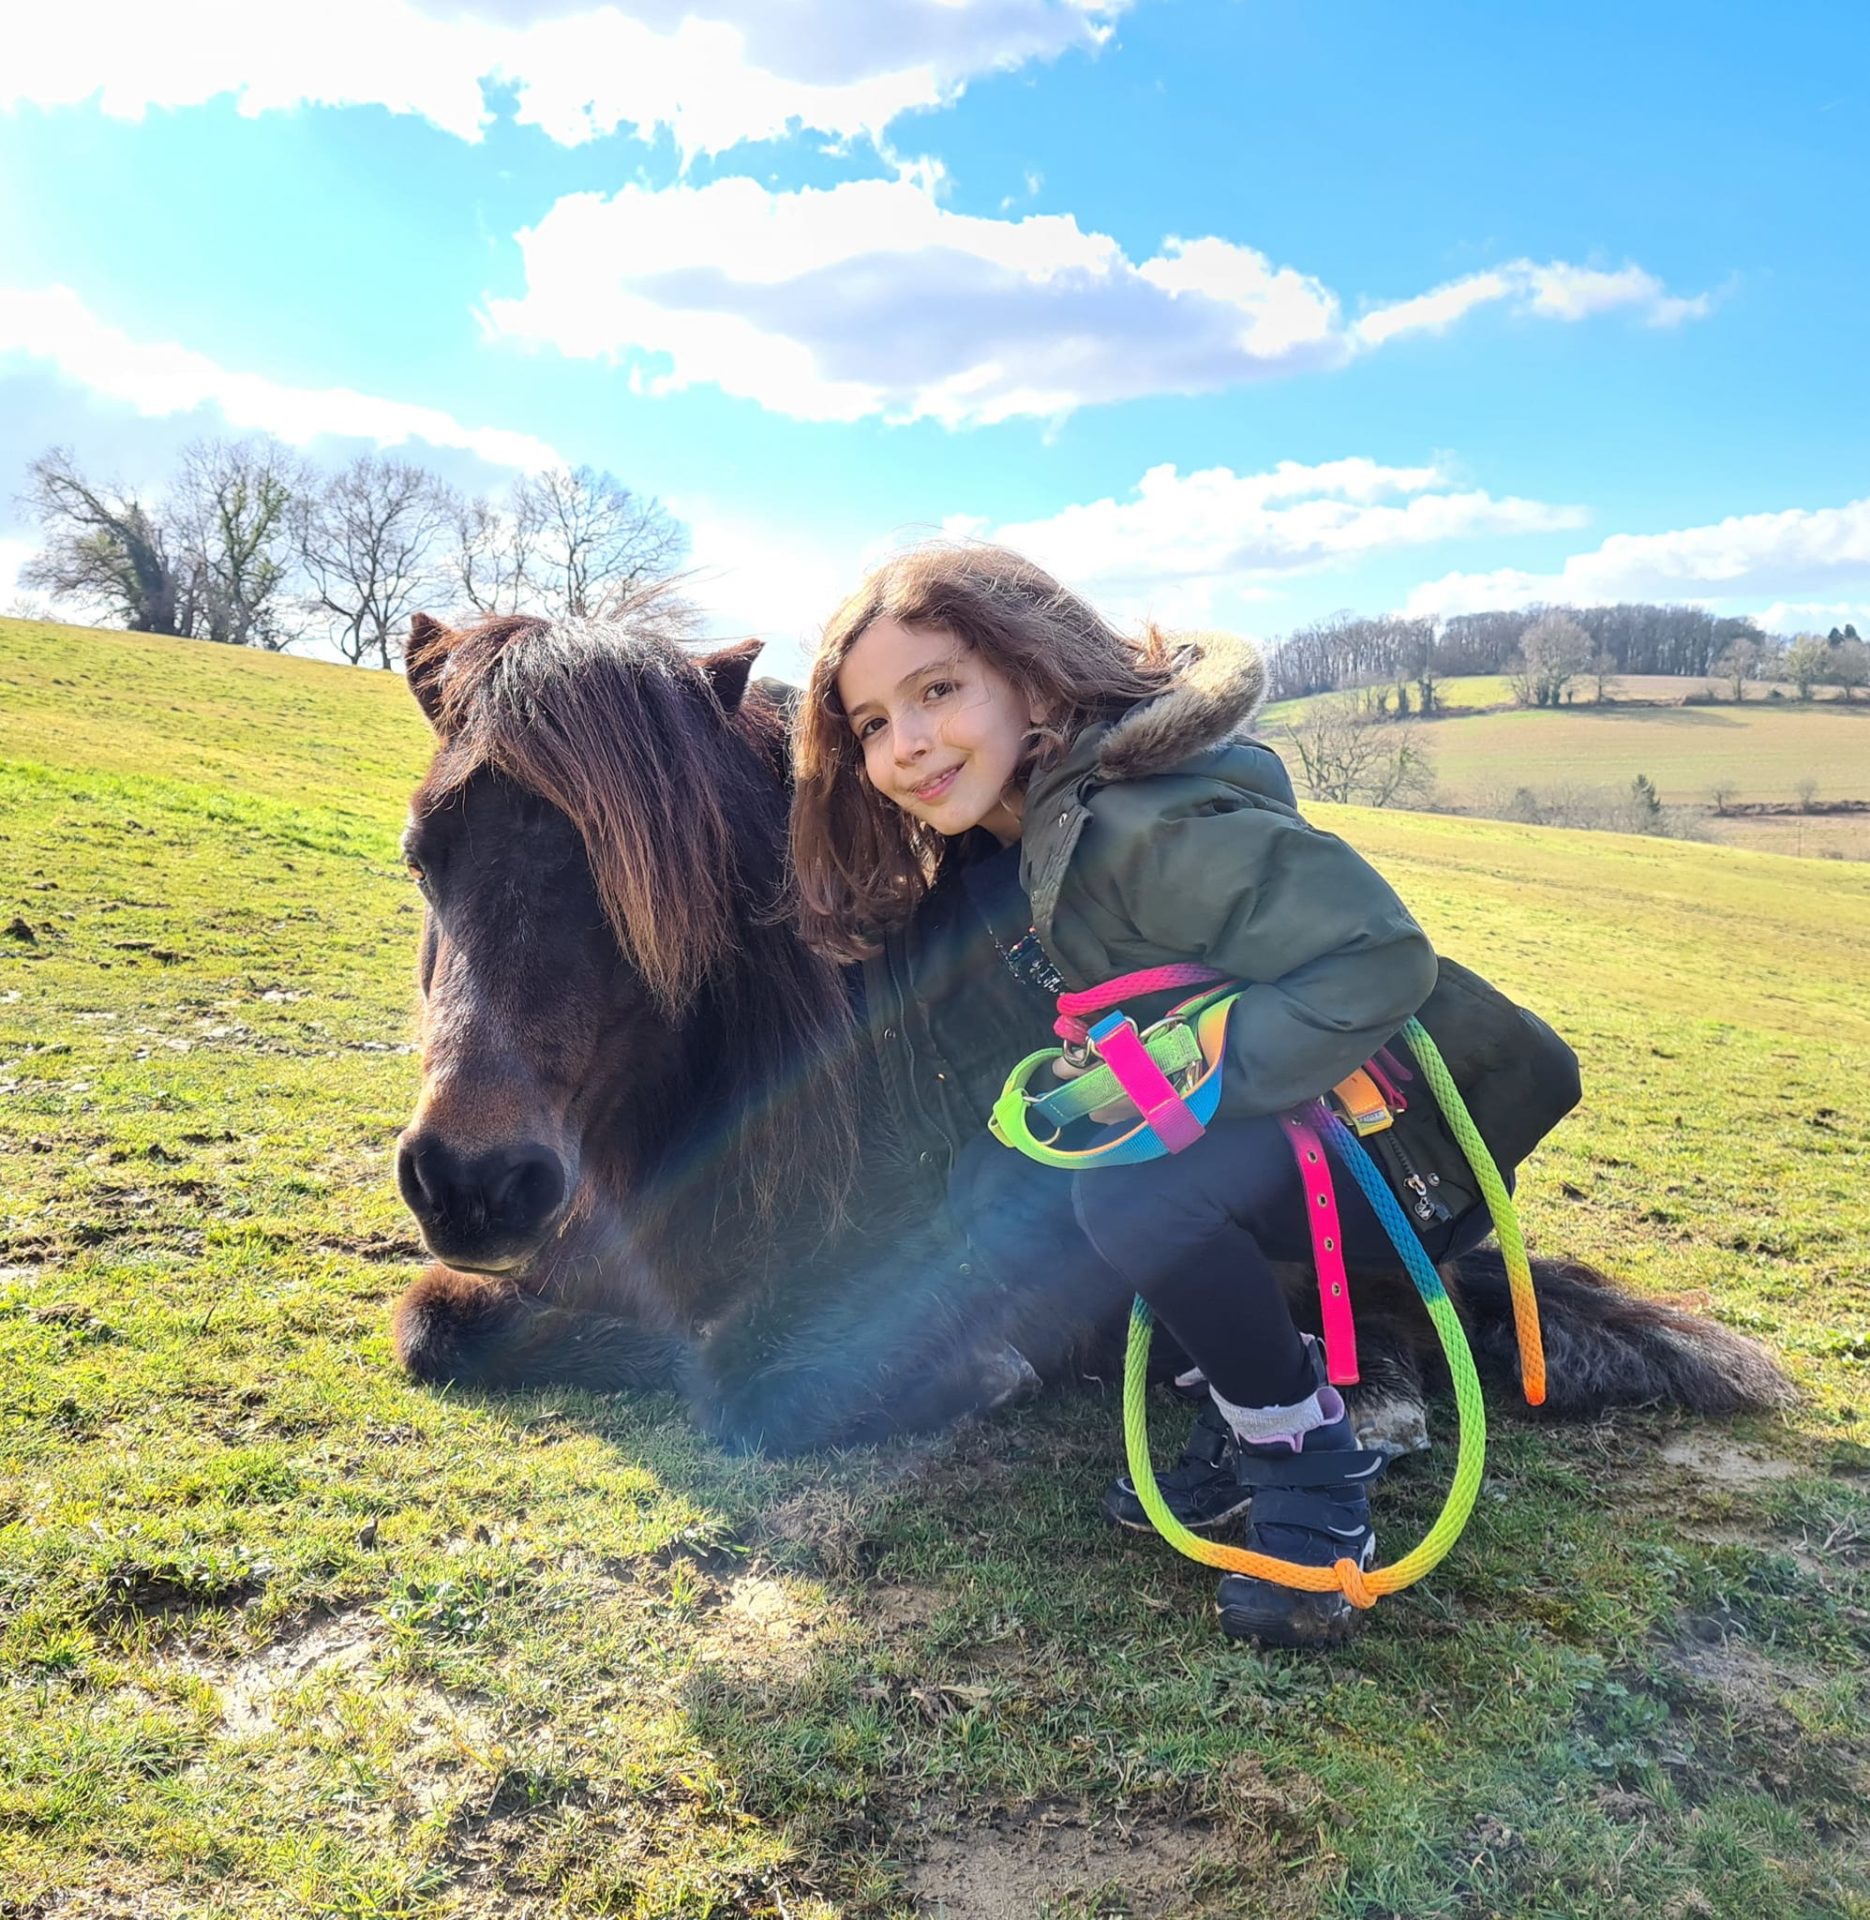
[1209,1381,1346,1451]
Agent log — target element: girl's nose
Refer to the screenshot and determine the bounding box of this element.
[893,715,931,763]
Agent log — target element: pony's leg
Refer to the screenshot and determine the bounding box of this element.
[1270,1260,1432,1456]
[689,1215,1033,1454]
[393,1265,688,1393]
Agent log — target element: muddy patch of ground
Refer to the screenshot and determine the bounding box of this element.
[905,1799,1221,1920]
[1657,1433,1804,1490]
[171,1606,499,1816]
[689,1571,825,1682]
[869,1580,949,1635]
[189,1609,382,1738]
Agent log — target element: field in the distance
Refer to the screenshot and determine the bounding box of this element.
[3,617,1868,1919]
[1263,674,1870,858]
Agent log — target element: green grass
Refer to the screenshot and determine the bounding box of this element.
[4,617,1869,1919]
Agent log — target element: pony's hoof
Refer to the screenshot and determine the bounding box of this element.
[1348,1391,1430,1457]
[981,1342,1042,1410]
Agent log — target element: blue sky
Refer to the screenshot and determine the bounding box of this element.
[3,0,1866,678]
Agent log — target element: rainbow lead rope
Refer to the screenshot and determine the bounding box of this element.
[1402,1016,1546,1406]
[1121,1105,1488,1607]
[992,980,1549,1609]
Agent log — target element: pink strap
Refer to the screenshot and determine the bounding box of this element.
[1088,1013,1207,1154]
[1055,964,1225,1046]
[1281,1108,1359,1385]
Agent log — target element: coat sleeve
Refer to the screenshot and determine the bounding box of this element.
[1100,797,1438,1118]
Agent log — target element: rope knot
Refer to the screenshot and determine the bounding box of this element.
[1334,1557,1378,1610]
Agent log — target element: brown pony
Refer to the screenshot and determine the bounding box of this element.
[390,608,1790,1454]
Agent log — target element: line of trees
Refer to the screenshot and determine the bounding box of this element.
[13,439,691,667]
[1266,602,1867,708]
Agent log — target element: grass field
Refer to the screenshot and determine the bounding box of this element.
[1262,675,1870,851]
[3,617,1869,1919]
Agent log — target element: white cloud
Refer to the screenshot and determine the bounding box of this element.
[1754,600,1870,637]
[677,501,866,683]
[0,285,561,470]
[1353,259,1711,349]
[936,457,1585,627]
[486,175,1709,426]
[2,0,1122,161]
[1404,496,1870,617]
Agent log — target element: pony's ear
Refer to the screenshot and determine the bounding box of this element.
[699,638,764,715]
[406,612,453,733]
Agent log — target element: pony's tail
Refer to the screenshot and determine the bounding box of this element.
[1448,1248,1794,1417]
[393,1267,689,1392]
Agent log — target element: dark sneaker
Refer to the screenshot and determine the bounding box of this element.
[1102,1396,1252,1534]
[1215,1409,1386,1648]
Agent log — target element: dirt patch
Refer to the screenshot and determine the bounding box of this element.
[1657,1434,1803,1490]
[1663,1627,1870,1806]
[171,1608,503,1824]
[869,1582,948,1634]
[906,1800,1218,1920]
[689,1571,824,1682]
[202,1609,383,1737]
[756,1438,957,1577]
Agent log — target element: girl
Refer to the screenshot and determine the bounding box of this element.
[790,544,1579,1648]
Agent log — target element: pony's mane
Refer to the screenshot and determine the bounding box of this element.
[415,608,860,1236]
[422,610,779,1014]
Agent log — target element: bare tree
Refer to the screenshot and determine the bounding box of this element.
[1834,637,1870,703]
[174,437,305,649]
[1508,611,1594,708]
[522,466,689,618]
[1783,635,1830,701]
[1587,649,1619,704]
[1713,635,1762,702]
[297,455,450,668]
[1795,776,1820,812]
[446,487,544,618]
[1283,697,1437,809]
[1707,779,1738,816]
[16,447,195,634]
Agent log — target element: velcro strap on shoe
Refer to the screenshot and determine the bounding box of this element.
[1232,1446,1388,1490]
[1245,1487,1379,1537]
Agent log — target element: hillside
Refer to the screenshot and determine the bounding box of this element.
[1263,673,1870,860]
[2,618,1868,1919]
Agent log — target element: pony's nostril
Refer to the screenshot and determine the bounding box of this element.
[487,1148,565,1229]
[397,1137,450,1218]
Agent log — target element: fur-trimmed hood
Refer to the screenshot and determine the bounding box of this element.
[1094,630,1268,784]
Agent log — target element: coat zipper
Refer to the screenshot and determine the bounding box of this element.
[1376,1128,1451,1224]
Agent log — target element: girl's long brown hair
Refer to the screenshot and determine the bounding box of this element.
[790,542,1176,962]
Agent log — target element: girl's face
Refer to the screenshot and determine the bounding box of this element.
[836,617,1036,845]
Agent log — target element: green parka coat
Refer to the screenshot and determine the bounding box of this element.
[863,633,1580,1232]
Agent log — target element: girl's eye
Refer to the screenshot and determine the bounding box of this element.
[924,679,955,701]
[855,717,884,742]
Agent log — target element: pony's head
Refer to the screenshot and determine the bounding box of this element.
[394,607,849,1280]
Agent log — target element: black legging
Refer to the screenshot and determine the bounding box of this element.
[950,1115,1500,1409]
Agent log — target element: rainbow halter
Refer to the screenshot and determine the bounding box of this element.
[990,967,1546,1610]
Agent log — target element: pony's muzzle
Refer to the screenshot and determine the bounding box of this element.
[396,1132,568,1269]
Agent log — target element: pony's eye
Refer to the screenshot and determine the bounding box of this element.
[406,860,426,883]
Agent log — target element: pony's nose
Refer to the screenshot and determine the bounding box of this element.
[397,1134,566,1257]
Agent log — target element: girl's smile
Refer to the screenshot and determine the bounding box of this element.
[837,615,1038,844]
